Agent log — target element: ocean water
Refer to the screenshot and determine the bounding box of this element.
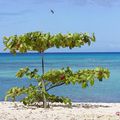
[0,52,120,102]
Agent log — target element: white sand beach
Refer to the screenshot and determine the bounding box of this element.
[0,102,120,120]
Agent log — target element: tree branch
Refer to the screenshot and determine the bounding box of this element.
[46,82,65,91]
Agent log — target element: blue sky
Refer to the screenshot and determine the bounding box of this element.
[0,0,120,52]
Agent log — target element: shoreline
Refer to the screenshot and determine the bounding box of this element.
[0,102,120,120]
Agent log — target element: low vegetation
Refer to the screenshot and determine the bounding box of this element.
[3,32,110,108]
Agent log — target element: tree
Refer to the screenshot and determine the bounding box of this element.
[3,31,110,108]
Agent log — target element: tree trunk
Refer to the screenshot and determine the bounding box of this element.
[41,52,47,108]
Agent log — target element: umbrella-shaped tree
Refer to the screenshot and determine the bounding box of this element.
[3,31,110,108]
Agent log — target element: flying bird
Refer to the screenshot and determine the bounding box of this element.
[50,9,54,14]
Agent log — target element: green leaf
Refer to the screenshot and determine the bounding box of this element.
[82,82,87,88]
[90,79,94,86]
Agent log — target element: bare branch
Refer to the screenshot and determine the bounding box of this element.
[46,82,65,91]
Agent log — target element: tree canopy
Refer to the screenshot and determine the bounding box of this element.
[3,31,95,53]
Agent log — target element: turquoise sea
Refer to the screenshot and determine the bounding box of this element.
[0,52,120,102]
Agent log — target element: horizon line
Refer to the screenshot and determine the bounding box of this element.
[1,52,120,54]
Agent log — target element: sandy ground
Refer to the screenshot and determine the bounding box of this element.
[0,102,120,120]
